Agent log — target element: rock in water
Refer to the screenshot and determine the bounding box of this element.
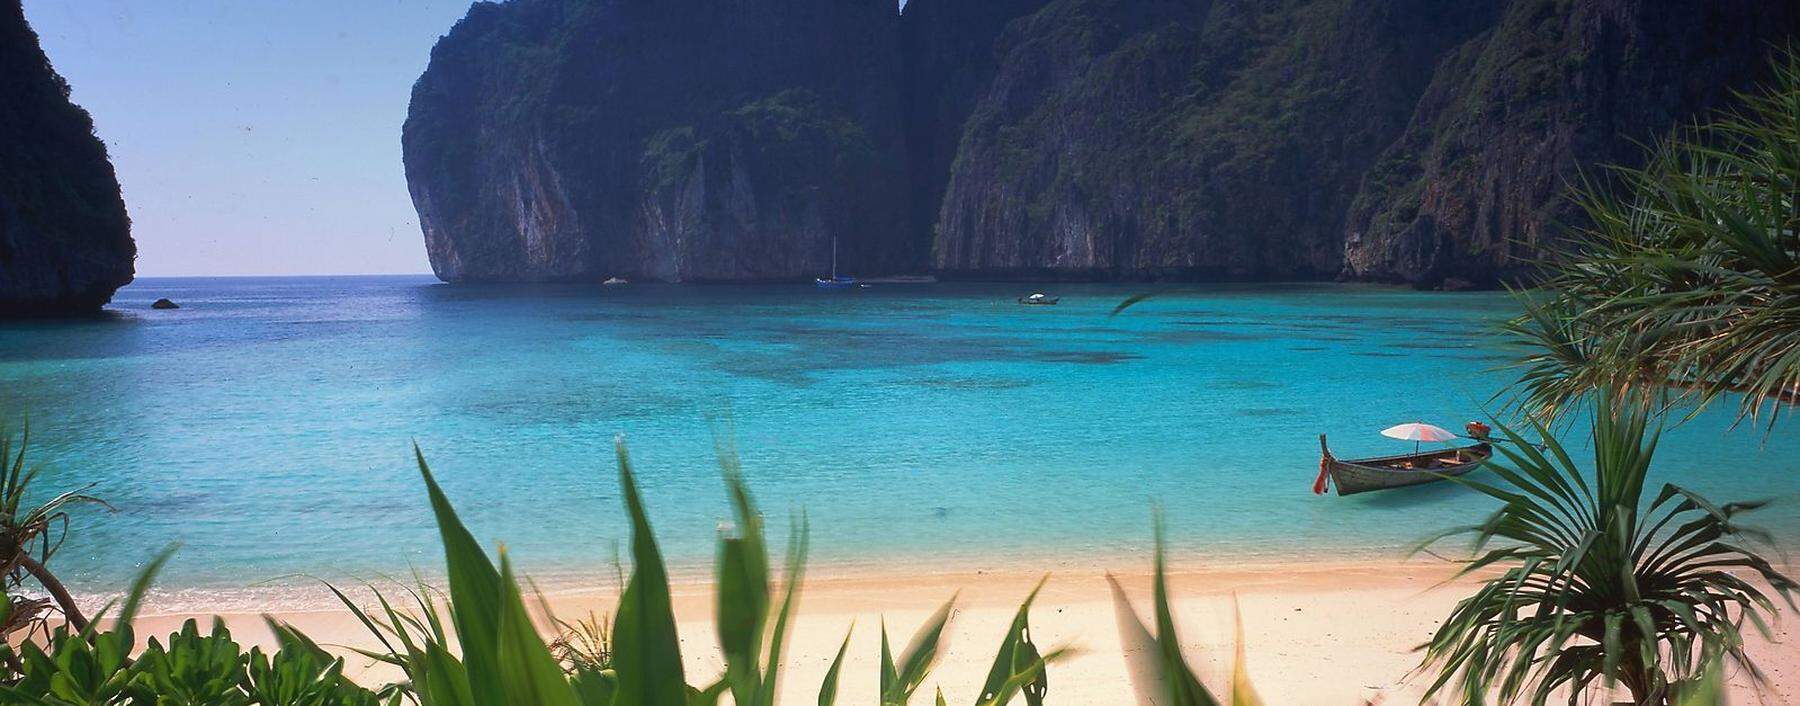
[404,0,911,283]
[150,298,178,310]
[0,0,134,315]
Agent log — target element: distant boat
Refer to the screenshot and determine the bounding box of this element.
[1017,293,1059,305]
[603,277,628,286]
[816,236,857,289]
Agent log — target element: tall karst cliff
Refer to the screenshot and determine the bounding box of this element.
[1340,0,1800,285]
[928,0,1503,280]
[0,0,133,315]
[899,0,1052,257]
[404,0,911,282]
[408,0,1799,287]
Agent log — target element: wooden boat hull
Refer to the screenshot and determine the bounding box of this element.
[1318,434,1490,496]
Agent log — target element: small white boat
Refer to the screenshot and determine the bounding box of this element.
[1017,293,1060,305]
[603,277,628,285]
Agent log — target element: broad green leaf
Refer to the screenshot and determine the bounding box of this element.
[493,553,581,706]
[1228,603,1262,706]
[571,668,617,706]
[609,439,687,706]
[879,621,899,704]
[415,446,504,706]
[818,626,852,706]
[717,462,771,705]
[888,596,955,704]
[757,515,809,706]
[976,576,1048,706]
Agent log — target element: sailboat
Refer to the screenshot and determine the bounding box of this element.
[815,235,857,288]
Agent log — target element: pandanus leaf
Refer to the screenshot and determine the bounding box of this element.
[1108,519,1232,706]
[716,532,766,703]
[818,626,852,706]
[876,596,955,706]
[880,621,898,700]
[975,576,1062,706]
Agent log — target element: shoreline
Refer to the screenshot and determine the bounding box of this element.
[102,546,1482,614]
[96,536,1800,612]
[119,556,1798,704]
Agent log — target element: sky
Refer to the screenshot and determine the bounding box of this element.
[22,1,476,276]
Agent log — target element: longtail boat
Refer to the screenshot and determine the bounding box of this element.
[1314,433,1491,496]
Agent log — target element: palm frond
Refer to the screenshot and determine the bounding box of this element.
[1419,394,1794,704]
[1503,47,1800,429]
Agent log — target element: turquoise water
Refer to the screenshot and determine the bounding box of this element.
[1,276,1795,605]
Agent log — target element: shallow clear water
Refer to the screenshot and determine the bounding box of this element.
[1,276,1794,604]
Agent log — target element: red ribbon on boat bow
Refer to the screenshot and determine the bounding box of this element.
[1312,456,1330,495]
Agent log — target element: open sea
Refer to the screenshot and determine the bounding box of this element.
[1,276,1795,608]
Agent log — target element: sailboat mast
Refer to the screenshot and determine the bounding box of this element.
[831,237,838,279]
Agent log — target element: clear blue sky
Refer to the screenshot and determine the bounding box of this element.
[23,1,475,276]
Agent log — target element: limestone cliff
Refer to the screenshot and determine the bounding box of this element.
[408,0,1800,287]
[0,0,133,315]
[929,0,1502,280]
[925,0,1797,286]
[899,0,1052,254]
[1341,0,1800,286]
[403,0,910,282]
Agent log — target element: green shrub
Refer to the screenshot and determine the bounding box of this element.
[0,549,387,706]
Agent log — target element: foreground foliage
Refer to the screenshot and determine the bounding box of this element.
[1108,520,1261,706]
[1418,396,1795,704]
[328,440,1065,706]
[0,546,392,705]
[1505,49,1800,426]
[0,425,107,642]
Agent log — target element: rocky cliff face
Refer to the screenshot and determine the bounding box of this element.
[929,0,1503,280]
[899,0,1052,253]
[927,0,1796,286]
[408,0,1798,287]
[0,0,133,315]
[1340,0,1800,286]
[404,0,911,282]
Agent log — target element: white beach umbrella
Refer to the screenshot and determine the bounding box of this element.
[1381,422,1457,453]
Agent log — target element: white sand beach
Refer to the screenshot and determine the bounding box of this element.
[133,558,1798,704]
